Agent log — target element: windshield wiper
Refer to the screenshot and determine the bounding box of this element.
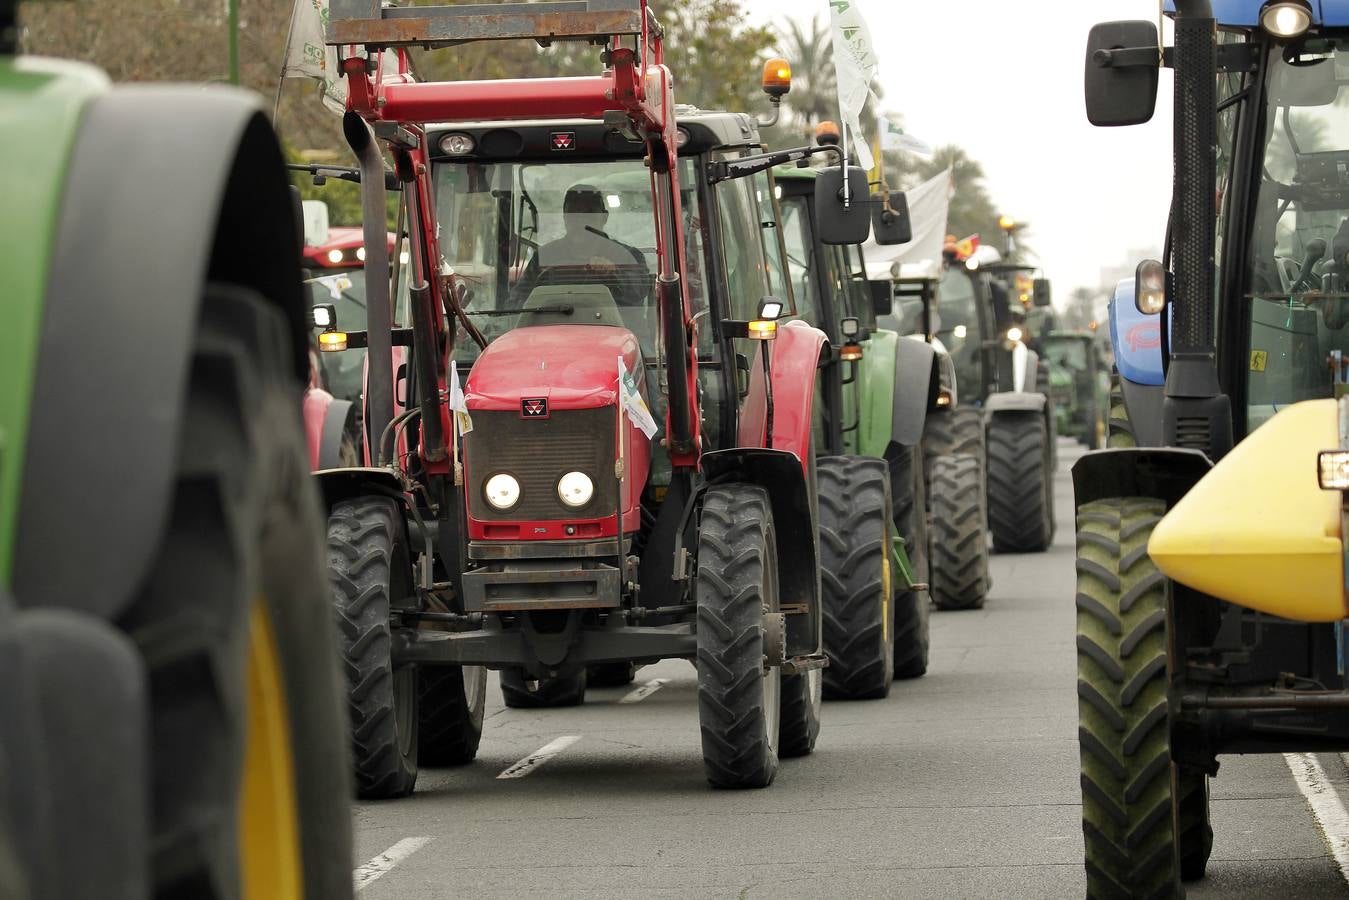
[467,305,575,316]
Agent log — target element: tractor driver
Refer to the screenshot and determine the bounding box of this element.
[509,183,651,309]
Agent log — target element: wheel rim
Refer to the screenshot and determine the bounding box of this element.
[239,596,303,899]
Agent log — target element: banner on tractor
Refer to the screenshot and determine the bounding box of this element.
[877,115,932,158]
[618,357,658,439]
[828,0,878,171]
[281,0,397,115]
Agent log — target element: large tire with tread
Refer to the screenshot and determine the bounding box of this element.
[588,662,638,687]
[417,665,486,766]
[922,406,985,472]
[500,668,587,708]
[328,496,419,799]
[696,484,781,789]
[988,413,1053,553]
[818,457,895,700]
[1108,370,1137,449]
[778,668,822,758]
[888,443,930,679]
[1076,497,1181,898]
[136,286,353,897]
[928,454,989,610]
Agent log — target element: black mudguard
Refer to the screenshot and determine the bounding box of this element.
[1071,447,1213,510]
[317,398,356,469]
[14,87,308,620]
[313,467,407,511]
[1120,377,1166,447]
[701,448,821,658]
[891,335,939,447]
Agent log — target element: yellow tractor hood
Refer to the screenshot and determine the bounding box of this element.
[1148,398,1346,622]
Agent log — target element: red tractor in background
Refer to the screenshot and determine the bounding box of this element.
[314,0,872,795]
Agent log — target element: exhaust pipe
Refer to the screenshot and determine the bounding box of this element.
[1165,0,1233,457]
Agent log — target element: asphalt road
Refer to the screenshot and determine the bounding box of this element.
[352,442,1349,898]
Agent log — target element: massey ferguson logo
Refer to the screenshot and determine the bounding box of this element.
[522,398,549,418]
[550,131,576,151]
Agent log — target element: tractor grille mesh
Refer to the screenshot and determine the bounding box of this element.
[465,407,616,521]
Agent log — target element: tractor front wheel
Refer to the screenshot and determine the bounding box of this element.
[696,484,781,789]
[328,496,419,799]
[1076,497,1182,898]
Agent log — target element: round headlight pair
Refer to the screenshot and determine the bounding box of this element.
[483,471,594,510]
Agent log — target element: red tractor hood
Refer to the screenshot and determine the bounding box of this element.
[464,325,641,411]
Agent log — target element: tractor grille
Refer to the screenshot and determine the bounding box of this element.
[465,406,617,522]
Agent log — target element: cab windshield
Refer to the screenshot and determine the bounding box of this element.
[1044,337,1089,372]
[1246,34,1349,429]
[938,266,982,393]
[434,158,688,362]
[306,268,370,407]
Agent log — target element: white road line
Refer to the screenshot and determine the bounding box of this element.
[497,735,581,779]
[1285,752,1349,885]
[619,677,668,704]
[353,836,433,892]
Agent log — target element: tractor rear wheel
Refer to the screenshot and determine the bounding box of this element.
[588,662,639,687]
[696,484,780,789]
[1108,370,1137,449]
[988,413,1053,553]
[417,664,486,767]
[1076,497,1181,898]
[778,667,823,758]
[328,496,419,799]
[500,669,587,708]
[819,457,894,700]
[928,454,989,610]
[136,285,352,897]
[888,443,931,679]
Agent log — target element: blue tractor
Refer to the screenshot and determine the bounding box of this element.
[1076,1,1349,895]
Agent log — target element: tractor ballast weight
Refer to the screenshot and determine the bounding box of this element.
[323,0,836,793]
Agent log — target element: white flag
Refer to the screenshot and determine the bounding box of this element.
[281,0,398,116]
[877,114,933,158]
[449,360,473,436]
[828,0,878,171]
[618,357,658,439]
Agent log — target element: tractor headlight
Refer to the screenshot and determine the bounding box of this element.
[557,471,595,508]
[1006,326,1024,344]
[1261,0,1312,40]
[484,473,521,510]
[1318,451,1349,491]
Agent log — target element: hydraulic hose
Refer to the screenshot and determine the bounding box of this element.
[344,112,396,458]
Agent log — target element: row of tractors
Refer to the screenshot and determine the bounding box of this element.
[0,0,1069,895]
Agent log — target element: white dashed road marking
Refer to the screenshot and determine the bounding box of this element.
[1286,753,1349,885]
[498,735,581,779]
[619,678,668,704]
[353,836,433,891]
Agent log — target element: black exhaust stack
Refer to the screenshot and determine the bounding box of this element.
[1165,0,1233,458]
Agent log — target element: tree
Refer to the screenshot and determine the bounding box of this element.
[777,15,835,138]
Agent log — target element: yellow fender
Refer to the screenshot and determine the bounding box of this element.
[1148,399,1345,622]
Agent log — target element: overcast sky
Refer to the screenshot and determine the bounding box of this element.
[738,0,1175,295]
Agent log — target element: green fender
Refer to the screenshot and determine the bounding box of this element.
[0,57,109,587]
[845,329,898,459]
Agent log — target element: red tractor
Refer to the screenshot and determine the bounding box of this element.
[315,0,871,795]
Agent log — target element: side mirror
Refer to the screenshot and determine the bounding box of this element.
[814,166,871,245]
[1084,20,1160,127]
[872,192,912,246]
[1033,278,1052,308]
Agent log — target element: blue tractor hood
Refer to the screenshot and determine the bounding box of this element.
[1164,0,1349,27]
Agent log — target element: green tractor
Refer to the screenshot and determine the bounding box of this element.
[1042,330,1109,449]
[775,163,944,690]
[0,8,352,897]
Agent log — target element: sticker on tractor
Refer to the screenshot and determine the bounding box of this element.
[550,132,576,151]
[522,397,549,418]
[1250,350,1268,373]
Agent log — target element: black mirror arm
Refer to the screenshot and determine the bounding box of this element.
[707,145,842,185]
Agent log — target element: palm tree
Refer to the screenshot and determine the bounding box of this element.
[778,16,836,133]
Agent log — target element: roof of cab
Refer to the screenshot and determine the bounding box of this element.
[1164,0,1349,27]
